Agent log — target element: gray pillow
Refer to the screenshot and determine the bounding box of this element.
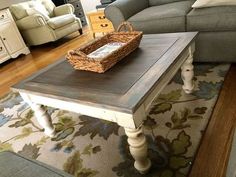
[149,0,192,6]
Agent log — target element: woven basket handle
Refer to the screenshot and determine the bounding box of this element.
[68,50,87,58]
[117,22,134,32]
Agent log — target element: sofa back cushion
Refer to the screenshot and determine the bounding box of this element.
[149,0,195,6]
[10,0,55,20]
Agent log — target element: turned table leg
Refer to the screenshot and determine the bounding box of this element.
[124,126,151,174]
[20,93,56,137]
[181,52,194,94]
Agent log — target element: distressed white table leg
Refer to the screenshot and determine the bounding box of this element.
[20,93,56,137]
[181,50,194,94]
[124,126,151,174]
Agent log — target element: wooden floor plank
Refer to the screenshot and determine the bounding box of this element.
[189,64,236,177]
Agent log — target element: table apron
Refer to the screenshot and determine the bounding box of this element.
[19,92,140,129]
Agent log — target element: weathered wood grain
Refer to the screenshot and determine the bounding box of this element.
[12,32,198,114]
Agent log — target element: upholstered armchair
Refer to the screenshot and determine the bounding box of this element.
[10,0,82,46]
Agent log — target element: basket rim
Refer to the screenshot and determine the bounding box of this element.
[69,31,143,62]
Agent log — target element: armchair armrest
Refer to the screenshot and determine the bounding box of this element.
[54,4,75,16]
[16,14,47,30]
[105,0,149,29]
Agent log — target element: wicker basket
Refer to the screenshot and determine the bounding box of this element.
[66,22,143,73]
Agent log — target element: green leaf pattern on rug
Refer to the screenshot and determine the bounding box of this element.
[74,115,120,140]
[0,141,13,152]
[52,127,75,141]
[8,110,34,128]
[0,63,230,177]
[64,150,99,177]
[18,143,40,159]
[82,144,101,156]
[193,81,223,100]
[172,131,191,155]
[15,127,33,140]
[150,89,182,115]
[169,156,192,170]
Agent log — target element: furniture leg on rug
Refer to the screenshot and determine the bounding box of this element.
[20,93,56,137]
[124,126,152,174]
[181,47,195,94]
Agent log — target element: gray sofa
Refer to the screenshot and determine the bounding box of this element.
[0,151,73,177]
[105,0,236,62]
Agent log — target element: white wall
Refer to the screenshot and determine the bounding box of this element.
[80,0,100,13]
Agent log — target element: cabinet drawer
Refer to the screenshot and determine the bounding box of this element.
[0,39,9,60]
[71,1,83,10]
[89,13,108,23]
[91,22,114,31]
[74,9,84,18]
[0,10,10,22]
[80,16,87,26]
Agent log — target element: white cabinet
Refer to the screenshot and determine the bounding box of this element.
[0,8,30,64]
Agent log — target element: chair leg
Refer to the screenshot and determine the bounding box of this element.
[79,29,83,35]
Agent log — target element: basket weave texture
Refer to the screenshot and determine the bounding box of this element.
[66,22,143,73]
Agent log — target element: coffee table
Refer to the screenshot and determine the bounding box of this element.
[12,32,198,174]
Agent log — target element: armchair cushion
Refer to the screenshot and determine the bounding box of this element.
[128,1,193,33]
[47,14,76,29]
[10,0,55,20]
[16,14,47,30]
[26,8,50,20]
[54,4,74,16]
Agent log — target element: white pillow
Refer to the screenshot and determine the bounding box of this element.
[26,8,50,20]
[192,0,236,8]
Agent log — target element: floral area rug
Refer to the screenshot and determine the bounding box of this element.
[0,63,230,177]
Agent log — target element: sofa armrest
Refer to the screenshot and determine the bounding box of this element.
[105,0,149,29]
[54,4,75,16]
[16,14,47,30]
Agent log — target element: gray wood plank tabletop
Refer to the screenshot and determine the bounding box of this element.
[12,32,198,113]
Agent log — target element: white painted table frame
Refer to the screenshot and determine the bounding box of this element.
[19,43,195,174]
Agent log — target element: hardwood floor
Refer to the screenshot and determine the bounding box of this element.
[189,64,236,177]
[0,29,93,96]
[0,29,236,177]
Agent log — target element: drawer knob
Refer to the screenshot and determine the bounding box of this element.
[2,38,6,41]
[99,16,106,20]
[0,14,4,19]
[100,24,108,27]
[0,47,2,51]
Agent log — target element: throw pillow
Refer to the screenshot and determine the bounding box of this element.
[192,0,236,8]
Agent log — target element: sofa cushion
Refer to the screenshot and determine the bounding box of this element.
[48,14,76,29]
[192,0,236,8]
[187,6,236,32]
[149,0,186,6]
[128,1,193,34]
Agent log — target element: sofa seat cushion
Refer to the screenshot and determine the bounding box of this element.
[187,6,236,32]
[128,1,193,34]
[149,0,186,6]
[48,14,76,29]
